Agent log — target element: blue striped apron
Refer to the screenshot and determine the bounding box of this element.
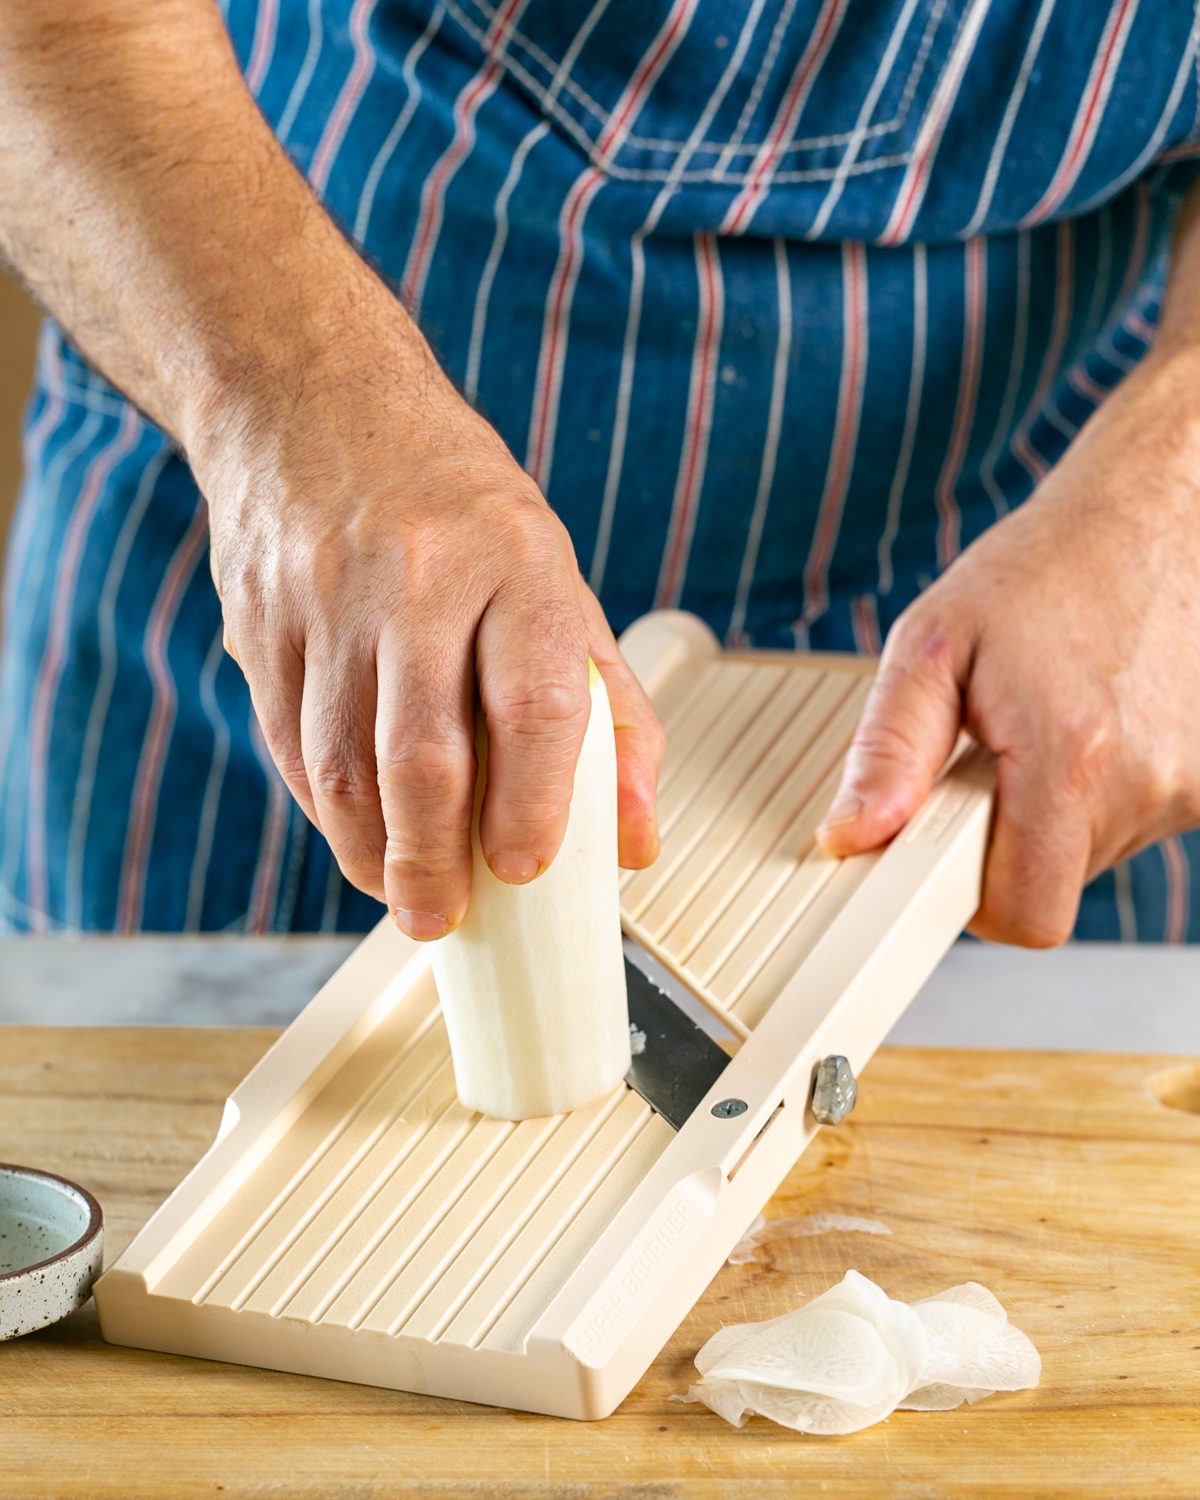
[3,0,1199,937]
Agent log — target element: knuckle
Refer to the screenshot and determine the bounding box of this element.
[882,606,965,697]
[885,601,947,664]
[1062,709,1111,760]
[500,517,553,573]
[884,605,927,659]
[489,673,590,740]
[272,746,311,788]
[382,843,469,916]
[979,863,1077,949]
[846,716,923,775]
[333,837,385,883]
[1057,714,1114,800]
[378,737,473,800]
[217,552,268,617]
[389,525,445,597]
[220,601,260,661]
[212,548,250,602]
[485,806,564,841]
[1174,770,1200,826]
[224,599,300,673]
[383,842,464,882]
[306,554,356,612]
[499,483,556,531]
[306,755,377,807]
[980,901,1073,949]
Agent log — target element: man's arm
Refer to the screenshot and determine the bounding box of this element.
[0,1,664,935]
[0,1,338,444]
[820,180,1200,945]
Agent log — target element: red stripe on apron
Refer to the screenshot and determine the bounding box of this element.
[933,237,986,566]
[720,0,849,235]
[309,0,377,194]
[656,233,723,607]
[403,0,528,311]
[1012,218,1075,482]
[527,0,700,488]
[800,241,868,626]
[1022,0,1139,225]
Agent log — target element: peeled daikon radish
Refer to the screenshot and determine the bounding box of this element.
[431,662,631,1120]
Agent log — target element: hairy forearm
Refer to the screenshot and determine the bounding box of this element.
[0,0,423,454]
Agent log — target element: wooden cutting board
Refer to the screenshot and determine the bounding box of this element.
[1,1026,1197,1498]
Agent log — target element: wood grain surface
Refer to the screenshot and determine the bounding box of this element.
[1,1026,1197,1498]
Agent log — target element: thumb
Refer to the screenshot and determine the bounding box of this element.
[817,612,970,856]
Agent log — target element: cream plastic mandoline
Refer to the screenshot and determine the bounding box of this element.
[94,610,995,1420]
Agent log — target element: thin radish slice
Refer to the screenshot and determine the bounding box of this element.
[700,1271,925,1376]
[685,1271,1040,1433]
[678,1375,906,1435]
[916,1281,1009,1321]
[703,1306,909,1407]
[740,1376,906,1434]
[695,1309,799,1374]
[909,1297,1041,1394]
[671,1378,758,1429]
[701,1272,927,1398]
[901,1382,997,1411]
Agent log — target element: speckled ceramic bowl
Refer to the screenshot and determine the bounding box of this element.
[0,1164,103,1340]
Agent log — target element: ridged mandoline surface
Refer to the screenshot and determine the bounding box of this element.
[153,967,671,1352]
[622,653,875,1036]
[151,653,872,1352]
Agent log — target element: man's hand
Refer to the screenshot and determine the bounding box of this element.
[197,295,662,938]
[818,340,1200,944]
[0,1,662,939]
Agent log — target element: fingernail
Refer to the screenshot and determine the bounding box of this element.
[393,908,451,941]
[489,852,541,883]
[818,791,864,834]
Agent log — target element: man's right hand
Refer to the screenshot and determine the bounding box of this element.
[192,287,663,938]
[0,0,663,937]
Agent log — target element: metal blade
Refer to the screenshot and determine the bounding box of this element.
[623,945,731,1131]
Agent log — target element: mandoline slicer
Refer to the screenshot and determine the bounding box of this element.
[95,610,994,1419]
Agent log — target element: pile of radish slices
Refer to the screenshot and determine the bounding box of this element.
[677,1271,1041,1434]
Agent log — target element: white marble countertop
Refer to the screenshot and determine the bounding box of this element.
[1,935,1198,1053]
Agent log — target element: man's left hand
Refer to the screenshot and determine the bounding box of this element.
[818,343,1200,945]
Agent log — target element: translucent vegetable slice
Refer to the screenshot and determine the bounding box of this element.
[685,1271,1040,1434]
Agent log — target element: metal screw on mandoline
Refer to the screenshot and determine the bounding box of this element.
[711,1098,748,1118]
[811,1055,857,1125]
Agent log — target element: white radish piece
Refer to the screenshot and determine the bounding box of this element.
[694,1307,796,1372]
[432,663,631,1120]
[916,1280,1009,1320]
[681,1376,907,1435]
[900,1382,998,1411]
[901,1285,1041,1410]
[706,1307,904,1405]
[682,1271,1040,1434]
[694,1271,925,1427]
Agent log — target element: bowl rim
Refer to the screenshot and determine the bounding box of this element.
[0,1162,103,1284]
